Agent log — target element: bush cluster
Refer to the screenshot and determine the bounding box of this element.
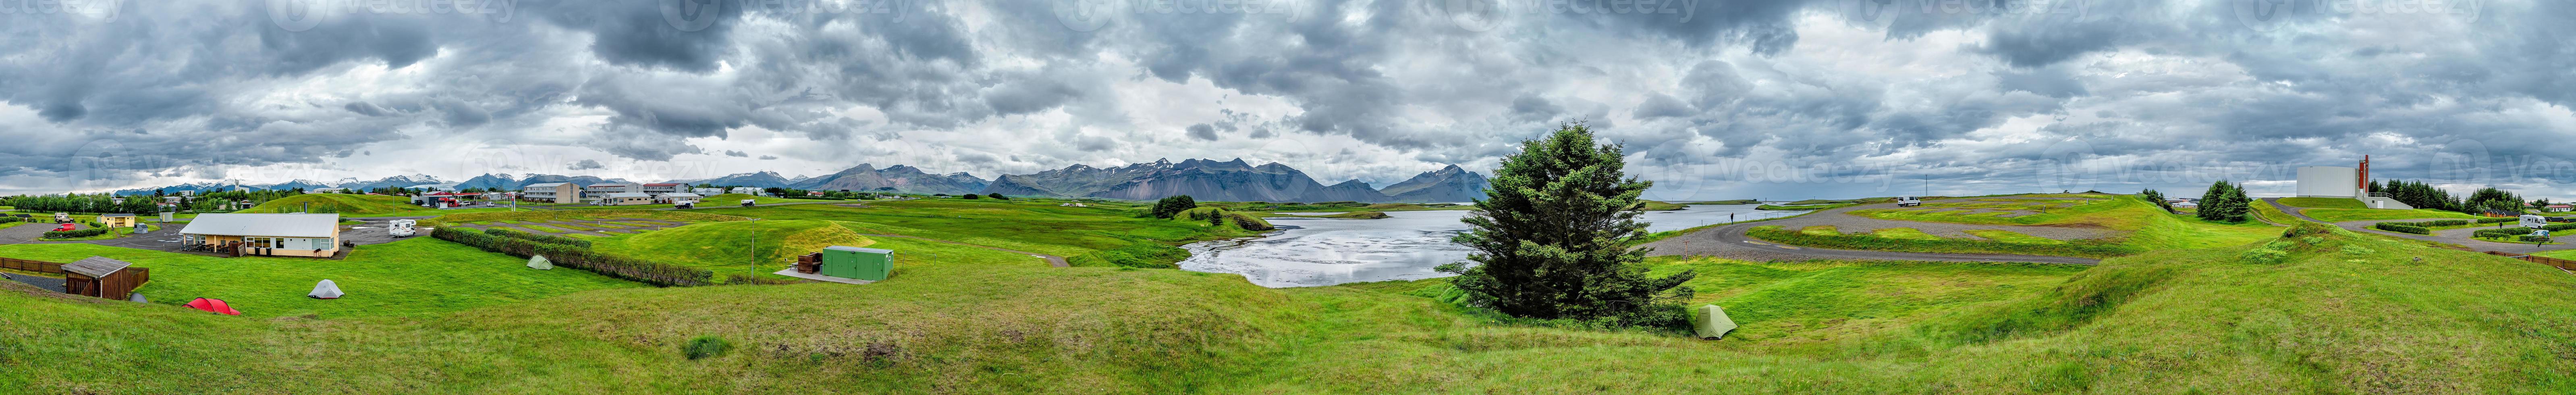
[484,227,592,248]
[2476,217,2518,224]
[434,228,714,287]
[2372,222,2432,235]
[42,227,111,239]
[1150,195,1198,219]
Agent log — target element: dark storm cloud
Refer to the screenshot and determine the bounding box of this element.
[568,159,605,170]
[1187,123,1220,141]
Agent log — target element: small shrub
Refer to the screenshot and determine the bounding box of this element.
[986,193,1008,200]
[683,336,731,360]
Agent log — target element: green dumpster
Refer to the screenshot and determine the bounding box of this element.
[820,246,894,281]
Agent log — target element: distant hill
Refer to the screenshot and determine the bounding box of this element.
[980,158,1393,202]
[677,171,797,189]
[792,164,989,195]
[1378,164,1489,203]
[454,174,628,191]
[113,175,450,195]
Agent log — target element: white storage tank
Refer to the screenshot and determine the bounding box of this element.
[2295,166,2359,198]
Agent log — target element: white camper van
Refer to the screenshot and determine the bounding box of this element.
[1896,196,1922,207]
[2520,214,2548,229]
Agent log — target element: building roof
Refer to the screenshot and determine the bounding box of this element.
[64,256,133,278]
[660,193,702,198]
[589,183,633,187]
[100,214,135,217]
[604,192,652,198]
[522,182,573,188]
[826,245,895,254]
[643,183,682,187]
[178,213,342,238]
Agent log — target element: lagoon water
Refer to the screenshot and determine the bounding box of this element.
[1179,204,1801,287]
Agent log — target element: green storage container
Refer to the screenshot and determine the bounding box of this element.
[820,246,894,281]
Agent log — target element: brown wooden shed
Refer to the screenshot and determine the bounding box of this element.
[63,256,149,301]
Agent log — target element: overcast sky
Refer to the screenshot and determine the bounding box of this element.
[3,0,2570,200]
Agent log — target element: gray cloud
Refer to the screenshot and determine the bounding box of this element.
[1,0,2572,201]
[568,159,604,170]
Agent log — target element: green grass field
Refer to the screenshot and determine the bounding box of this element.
[0,238,638,319]
[704,193,799,205]
[7,223,2572,392]
[2276,197,2366,209]
[1757,195,2281,258]
[2303,208,2485,222]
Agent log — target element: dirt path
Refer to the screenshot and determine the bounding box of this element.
[1640,197,2107,265]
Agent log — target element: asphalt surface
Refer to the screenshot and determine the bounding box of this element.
[2261,197,2575,255]
[1640,198,2107,265]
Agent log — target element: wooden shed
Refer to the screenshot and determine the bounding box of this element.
[63,256,150,301]
[98,214,140,229]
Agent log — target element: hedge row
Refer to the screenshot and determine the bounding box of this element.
[2372,222,2432,235]
[484,227,592,248]
[2476,217,2518,224]
[42,227,111,239]
[2474,228,2536,239]
[434,228,714,287]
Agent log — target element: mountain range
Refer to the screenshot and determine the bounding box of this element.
[108,160,1490,203]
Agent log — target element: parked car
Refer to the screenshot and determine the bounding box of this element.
[1896,196,1922,207]
[54,223,77,232]
[674,202,695,210]
[741,199,758,207]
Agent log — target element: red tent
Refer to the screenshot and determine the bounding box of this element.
[185,297,241,316]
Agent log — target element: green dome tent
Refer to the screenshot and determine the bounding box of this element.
[1692,305,1738,340]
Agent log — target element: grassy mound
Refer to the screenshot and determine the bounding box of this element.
[2276,197,2366,209]
[1634,200,1686,211]
[1785,199,1860,205]
[1264,211,1390,219]
[589,220,871,278]
[0,239,638,319]
[235,193,422,215]
[6,224,2576,392]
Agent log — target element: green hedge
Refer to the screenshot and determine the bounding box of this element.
[433,228,712,287]
[2373,222,2432,235]
[41,227,110,239]
[2476,217,2518,224]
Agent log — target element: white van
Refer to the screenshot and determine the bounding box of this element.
[1896,196,1922,207]
[2520,214,2548,229]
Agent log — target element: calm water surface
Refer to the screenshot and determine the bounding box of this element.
[1179,204,1799,287]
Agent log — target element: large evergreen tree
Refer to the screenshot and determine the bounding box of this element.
[1437,123,1694,325]
[2197,180,2251,222]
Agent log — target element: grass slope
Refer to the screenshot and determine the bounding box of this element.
[702,193,798,205]
[2276,197,2366,209]
[587,220,873,279]
[0,238,639,318]
[7,225,2571,392]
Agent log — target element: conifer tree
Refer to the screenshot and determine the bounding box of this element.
[1438,123,1694,326]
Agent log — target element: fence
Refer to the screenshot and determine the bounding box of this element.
[2484,251,2576,271]
[0,257,63,274]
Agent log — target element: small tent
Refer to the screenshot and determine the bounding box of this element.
[129,293,147,304]
[185,298,242,316]
[1691,305,1738,340]
[308,279,344,299]
[527,255,554,270]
